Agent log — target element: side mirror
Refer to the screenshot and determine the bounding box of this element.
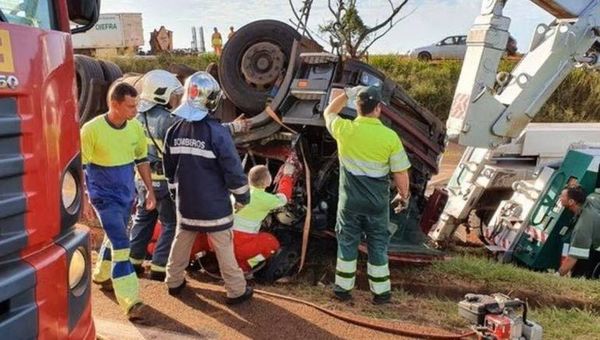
[68,0,100,34]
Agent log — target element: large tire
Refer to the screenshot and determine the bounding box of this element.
[99,60,123,84]
[219,20,300,116]
[75,55,106,125]
[418,52,432,62]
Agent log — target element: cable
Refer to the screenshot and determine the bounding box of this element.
[254,288,476,340]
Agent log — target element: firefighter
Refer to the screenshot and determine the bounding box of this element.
[212,27,223,56]
[232,163,296,273]
[558,183,600,279]
[323,86,411,304]
[163,71,253,304]
[129,70,183,281]
[81,83,155,320]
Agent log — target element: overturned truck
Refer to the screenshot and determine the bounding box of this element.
[76,20,447,282]
[213,20,446,281]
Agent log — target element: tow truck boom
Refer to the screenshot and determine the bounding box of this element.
[447,0,600,148]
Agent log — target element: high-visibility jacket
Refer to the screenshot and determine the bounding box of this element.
[325,114,410,213]
[569,189,600,259]
[81,114,148,204]
[136,105,177,181]
[212,32,223,47]
[233,187,287,234]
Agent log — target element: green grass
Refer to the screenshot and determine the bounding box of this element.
[428,255,600,302]
[108,53,219,74]
[531,307,600,340]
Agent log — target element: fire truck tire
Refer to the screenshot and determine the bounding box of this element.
[99,60,123,84]
[75,55,107,125]
[218,20,300,116]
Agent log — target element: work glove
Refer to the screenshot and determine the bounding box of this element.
[344,85,368,101]
[391,193,410,214]
[228,115,251,134]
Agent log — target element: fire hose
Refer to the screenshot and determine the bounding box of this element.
[253,288,476,339]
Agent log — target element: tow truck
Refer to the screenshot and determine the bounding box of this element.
[433,0,600,273]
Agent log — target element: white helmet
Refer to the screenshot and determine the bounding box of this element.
[137,70,183,112]
[173,71,223,121]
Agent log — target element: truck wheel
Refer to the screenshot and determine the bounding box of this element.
[219,20,300,116]
[75,55,106,125]
[99,60,123,84]
[255,243,300,283]
[418,52,432,62]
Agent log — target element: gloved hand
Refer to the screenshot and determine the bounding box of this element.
[229,114,251,134]
[344,85,368,101]
[391,193,410,214]
[234,202,245,213]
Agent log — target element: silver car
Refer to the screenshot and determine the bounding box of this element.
[408,35,518,61]
[408,35,467,61]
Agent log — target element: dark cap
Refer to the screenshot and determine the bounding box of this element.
[357,86,382,104]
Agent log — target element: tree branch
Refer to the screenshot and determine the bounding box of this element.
[354,0,408,55]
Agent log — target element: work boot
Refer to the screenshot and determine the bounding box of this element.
[133,264,145,278]
[372,293,392,305]
[93,279,113,292]
[333,285,352,302]
[168,279,187,296]
[149,270,166,282]
[333,290,352,302]
[226,286,254,305]
[127,302,146,322]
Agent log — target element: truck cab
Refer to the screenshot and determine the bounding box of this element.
[0,1,99,338]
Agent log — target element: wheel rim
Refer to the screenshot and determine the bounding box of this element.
[240,41,286,91]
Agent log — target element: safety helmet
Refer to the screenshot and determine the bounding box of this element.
[137,70,184,112]
[173,71,223,121]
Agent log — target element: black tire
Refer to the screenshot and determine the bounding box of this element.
[418,52,432,62]
[218,20,300,116]
[74,55,106,125]
[99,60,123,84]
[254,244,300,283]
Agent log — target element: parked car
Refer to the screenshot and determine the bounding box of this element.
[408,35,517,61]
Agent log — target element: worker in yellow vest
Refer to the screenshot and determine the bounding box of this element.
[324,86,411,305]
[212,27,223,56]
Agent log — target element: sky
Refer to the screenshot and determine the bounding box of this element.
[101,0,554,54]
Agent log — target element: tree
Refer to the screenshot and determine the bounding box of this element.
[290,0,409,59]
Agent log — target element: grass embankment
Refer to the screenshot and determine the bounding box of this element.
[255,254,600,339]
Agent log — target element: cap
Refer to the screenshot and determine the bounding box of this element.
[357,86,382,104]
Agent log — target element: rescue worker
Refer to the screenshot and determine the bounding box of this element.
[82,83,155,320]
[228,26,235,40]
[212,27,223,56]
[323,86,411,304]
[233,163,296,272]
[163,71,253,304]
[129,70,183,281]
[558,183,600,278]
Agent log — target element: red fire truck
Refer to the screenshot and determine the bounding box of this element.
[0,1,99,338]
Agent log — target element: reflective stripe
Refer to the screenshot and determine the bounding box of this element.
[369,279,391,295]
[150,264,166,272]
[340,157,389,177]
[130,258,144,265]
[335,275,355,291]
[168,182,177,190]
[367,262,390,278]
[390,151,411,172]
[233,215,262,233]
[180,214,234,227]
[113,248,131,262]
[336,258,357,273]
[248,254,266,268]
[230,184,249,195]
[92,260,112,283]
[569,246,590,259]
[170,146,216,159]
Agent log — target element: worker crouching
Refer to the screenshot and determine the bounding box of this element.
[233,163,297,272]
[163,71,253,304]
